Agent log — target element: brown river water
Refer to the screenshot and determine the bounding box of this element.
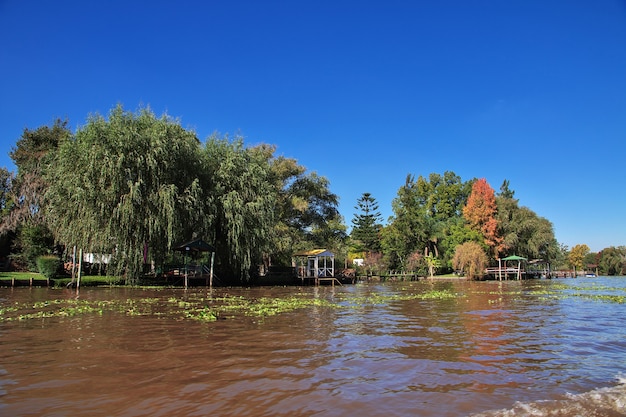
[1,277,625,416]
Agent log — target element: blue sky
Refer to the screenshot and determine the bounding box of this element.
[1,1,625,252]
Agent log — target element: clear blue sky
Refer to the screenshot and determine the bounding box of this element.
[1,1,625,252]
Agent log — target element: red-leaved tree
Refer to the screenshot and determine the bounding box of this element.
[462,178,503,258]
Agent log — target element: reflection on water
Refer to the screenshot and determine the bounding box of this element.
[1,277,625,416]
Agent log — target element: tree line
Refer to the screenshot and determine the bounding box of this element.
[1,105,624,282]
[0,106,345,284]
[351,176,625,278]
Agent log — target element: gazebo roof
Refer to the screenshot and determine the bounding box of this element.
[173,238,215,253]
[501,255,527,261]
[293,249,334,257]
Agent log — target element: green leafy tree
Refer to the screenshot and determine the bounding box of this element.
[439,219,484,271]
[12,224,55,271]
[284,171,342,249]
[2,120,71,270]
[498,179,515,199]
[261,148,344,265]
[424,253,441,278]
[0,168,12,219]
[45,105,204,283]
[504,207,557,260]
[415,172,472,269]
[200,137,275,282]
[201,142,346,276]
[598,246,626,276]
[310,216,347,255]
[583,251,599,275]
[416,171,470,222]
[381,175,427,270]
[383,172,472,272]
[496,186,559,263]
[0,168,13,261]
[522,215,559,261]
[351,192,382,253]
[4,119,71,230]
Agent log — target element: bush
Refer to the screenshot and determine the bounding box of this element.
[16,225,55,271]
[452,241,487,280]
[36,255,60,280]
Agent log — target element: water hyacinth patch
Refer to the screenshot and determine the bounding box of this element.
[1,281,625,323]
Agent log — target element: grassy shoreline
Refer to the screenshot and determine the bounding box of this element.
[0,271,467,288]
[0,272,123,287]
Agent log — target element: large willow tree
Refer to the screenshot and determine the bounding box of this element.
[200,136,276,283]
[495,184,559,262]
[45,106,204,282]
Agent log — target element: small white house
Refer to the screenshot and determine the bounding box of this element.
[83,253,112,264]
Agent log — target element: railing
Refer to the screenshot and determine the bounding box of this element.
[317,267,333,277]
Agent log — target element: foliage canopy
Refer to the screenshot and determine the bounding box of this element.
[3,104,609,281]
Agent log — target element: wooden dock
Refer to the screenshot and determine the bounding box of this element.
[357,273,420,282]
[484,267,551,280]
[301,276,343,286]
[0,276,51,287]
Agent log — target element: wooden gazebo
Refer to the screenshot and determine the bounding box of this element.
[292,249,336,285]
[173,238,216,288]
[499,255,527,280]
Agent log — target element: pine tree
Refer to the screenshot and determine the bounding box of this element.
[351,193,382,252]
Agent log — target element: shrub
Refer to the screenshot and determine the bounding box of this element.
[17,225,55,271]
[452,241,487,280]
[36,255,60,280]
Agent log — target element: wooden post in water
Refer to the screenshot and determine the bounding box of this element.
[72,246,76,282]
[184,247,189,289]
[77,248,83,290]
[209,251,215,289]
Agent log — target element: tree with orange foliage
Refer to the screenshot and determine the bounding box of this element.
[462,178,503,258]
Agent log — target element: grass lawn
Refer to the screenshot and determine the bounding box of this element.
[0,272,123,287]
[0,271,45,280]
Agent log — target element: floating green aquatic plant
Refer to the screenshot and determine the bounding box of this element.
[572,293,626,304]
[2,282,623,324]
[340,288,460,308]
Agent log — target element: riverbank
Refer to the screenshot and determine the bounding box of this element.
[358,273,467,282]
[0,272,123,287]
[1,271,467,288]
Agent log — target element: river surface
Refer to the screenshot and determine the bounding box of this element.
[1,276,625,416]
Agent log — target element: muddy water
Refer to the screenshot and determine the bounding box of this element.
[1,277,626,416]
